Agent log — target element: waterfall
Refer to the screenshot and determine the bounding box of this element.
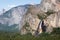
[35,20,42,36]
[35,20,46,36]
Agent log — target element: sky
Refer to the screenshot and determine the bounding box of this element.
[0,0,41,11]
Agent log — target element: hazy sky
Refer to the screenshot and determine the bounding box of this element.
[0,0,41,11]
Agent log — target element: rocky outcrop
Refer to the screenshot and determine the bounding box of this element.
[40,0,60,34]
[44,11,60,33]
[20,13,42,35]
[40,0,60,12]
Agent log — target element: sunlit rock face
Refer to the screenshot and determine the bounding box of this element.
[44,11,60,33]
[40,0,60,12]
[20,13,42,35]
[25,14,42,35]
[40,0,54,12]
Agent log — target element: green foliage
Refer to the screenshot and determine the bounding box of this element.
[51,28,60,34]
[37,14,47,20]
[37,10,55,20]
[23,22,30,28]
[46,10,55,16]
[0,28,60,40]
[0,23,18,32]
[23,22,30,31]
[37,14,43,20]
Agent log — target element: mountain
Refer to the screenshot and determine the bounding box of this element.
[0,0,60,35]
[0,4,31,32]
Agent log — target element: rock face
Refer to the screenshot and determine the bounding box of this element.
[25,14,42,35]
[20,13,42,35]
[40,0,60,12]
[44,11,60,33]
